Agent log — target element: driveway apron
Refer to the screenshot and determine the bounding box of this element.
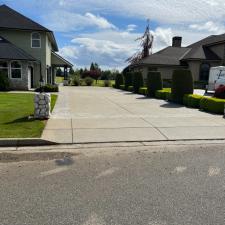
[42,86,225,143]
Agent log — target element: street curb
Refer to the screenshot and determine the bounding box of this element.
[0,138,57,147]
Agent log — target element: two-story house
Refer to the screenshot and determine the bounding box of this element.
[129,35,225,83]
[0,4,73,90]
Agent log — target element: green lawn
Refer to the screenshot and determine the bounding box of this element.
[0,93,58,138]
[55,76,64,83]
[92,80,115,87]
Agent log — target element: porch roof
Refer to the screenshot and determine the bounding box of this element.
[51,52,73,68]
[0,36,36,61]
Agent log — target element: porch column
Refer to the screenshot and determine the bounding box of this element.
[64,66,68,80]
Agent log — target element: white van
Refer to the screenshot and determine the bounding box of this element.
[206,66,225,92]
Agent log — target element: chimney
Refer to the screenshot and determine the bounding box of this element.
[172,36,182,47]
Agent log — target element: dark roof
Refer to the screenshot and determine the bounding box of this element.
[0,4,49,31]
[0,36,36,61]
[182,46,221,61]
[0,5,58,51]
[137,47,191,66]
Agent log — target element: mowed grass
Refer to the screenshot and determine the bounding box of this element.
[0,93,58,138]
[91,80,115,87]
[55,76,64,84]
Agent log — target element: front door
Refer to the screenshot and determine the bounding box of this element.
[28,66,34,89]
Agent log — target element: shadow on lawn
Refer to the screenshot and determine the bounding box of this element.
[5,116,36,124]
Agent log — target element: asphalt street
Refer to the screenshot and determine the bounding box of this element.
[1,143,225,225]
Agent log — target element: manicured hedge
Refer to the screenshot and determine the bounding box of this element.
[139,87,148,95]
[119,85,125,90]
[115,73,124,89]
[200,97,225,114]
[171,69,193,103]
[155,88,171,100]
[128,86,134,92]
[147,71,163,97]
[35,84,59,92]
[124,72,133,90]
[133,72,144,93]
[183,94,203,108]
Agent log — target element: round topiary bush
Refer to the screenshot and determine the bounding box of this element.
[133,72,144,93]
[84,77,94,86]
[124,72,133,90]
[171,69,193,103]
[115,73,124,89]
[147,71,163,97]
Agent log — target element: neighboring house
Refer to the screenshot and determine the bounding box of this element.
[0,4,73,90]
[129,35,225,83]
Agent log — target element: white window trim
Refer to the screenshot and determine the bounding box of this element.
[31,32,41,48]
[0,61,9,77]
[10,61,22,80]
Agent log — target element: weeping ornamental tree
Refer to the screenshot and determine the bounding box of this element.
[126,20,154,64]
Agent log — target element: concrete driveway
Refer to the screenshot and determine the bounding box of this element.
[42,86,225,143]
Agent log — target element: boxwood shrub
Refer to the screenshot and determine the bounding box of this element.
[35,84,59,92]
[128,86,134,92]
[155,88,171,100]
[171,69,193,103]
[119,85,125,90]
[115,73,124,89]
[147,71,163,97]
[133,72,144,93]
[200,97,225,114]
[124,72,133,90]
[183,94,203,108]
[139,87,148,95]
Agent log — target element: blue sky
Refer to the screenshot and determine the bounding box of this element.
[1,0,225,70]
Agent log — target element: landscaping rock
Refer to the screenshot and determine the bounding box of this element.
[34,93,51,119]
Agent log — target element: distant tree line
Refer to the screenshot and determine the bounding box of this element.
[56,62,119,81]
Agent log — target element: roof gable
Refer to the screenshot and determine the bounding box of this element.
[0,36,36,61]
[0,4,50,31]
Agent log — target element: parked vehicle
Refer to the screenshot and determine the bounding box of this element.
[206,66,225,92]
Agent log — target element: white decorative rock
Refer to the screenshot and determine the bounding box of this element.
[34,93,51,119]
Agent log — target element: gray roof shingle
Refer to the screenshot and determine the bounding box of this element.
[137,47,191,66]
[0,36,37,61]
[0,4,49,31]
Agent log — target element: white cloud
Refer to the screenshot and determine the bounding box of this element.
[43,11,116,32]
[189,21,225,34]
[47,0,225,24]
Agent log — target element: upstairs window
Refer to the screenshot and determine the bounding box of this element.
[31,32,41,48]
[0,61,8,77]
[11,61,22,79]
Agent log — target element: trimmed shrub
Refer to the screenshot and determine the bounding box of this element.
[133,72,144,93]
[0,72,10,91]
[84,77,94,86]
[70,75,80,86]
[183,94,203,108]
[155,88,171,100]
[112,84,116,88]
[124,72,133,90]
[214,85,225,99]
[119,85,125,90]
[147,71,163,97]
[139,87,148,95]
[35,84,59,92]
[104,80,111,87]
[200,97,225,114]
[115,73,124,89]
[171,69,193,103]
[128,86,133,92]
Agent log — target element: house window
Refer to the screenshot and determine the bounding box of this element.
[199,63,210,81]
[31,32,41,48]
[11,61,22,79]
[0,61,8,77]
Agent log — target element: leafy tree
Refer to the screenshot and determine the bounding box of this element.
[69,68,75,75]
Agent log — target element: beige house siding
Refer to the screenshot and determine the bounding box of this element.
[0,29,48,87]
